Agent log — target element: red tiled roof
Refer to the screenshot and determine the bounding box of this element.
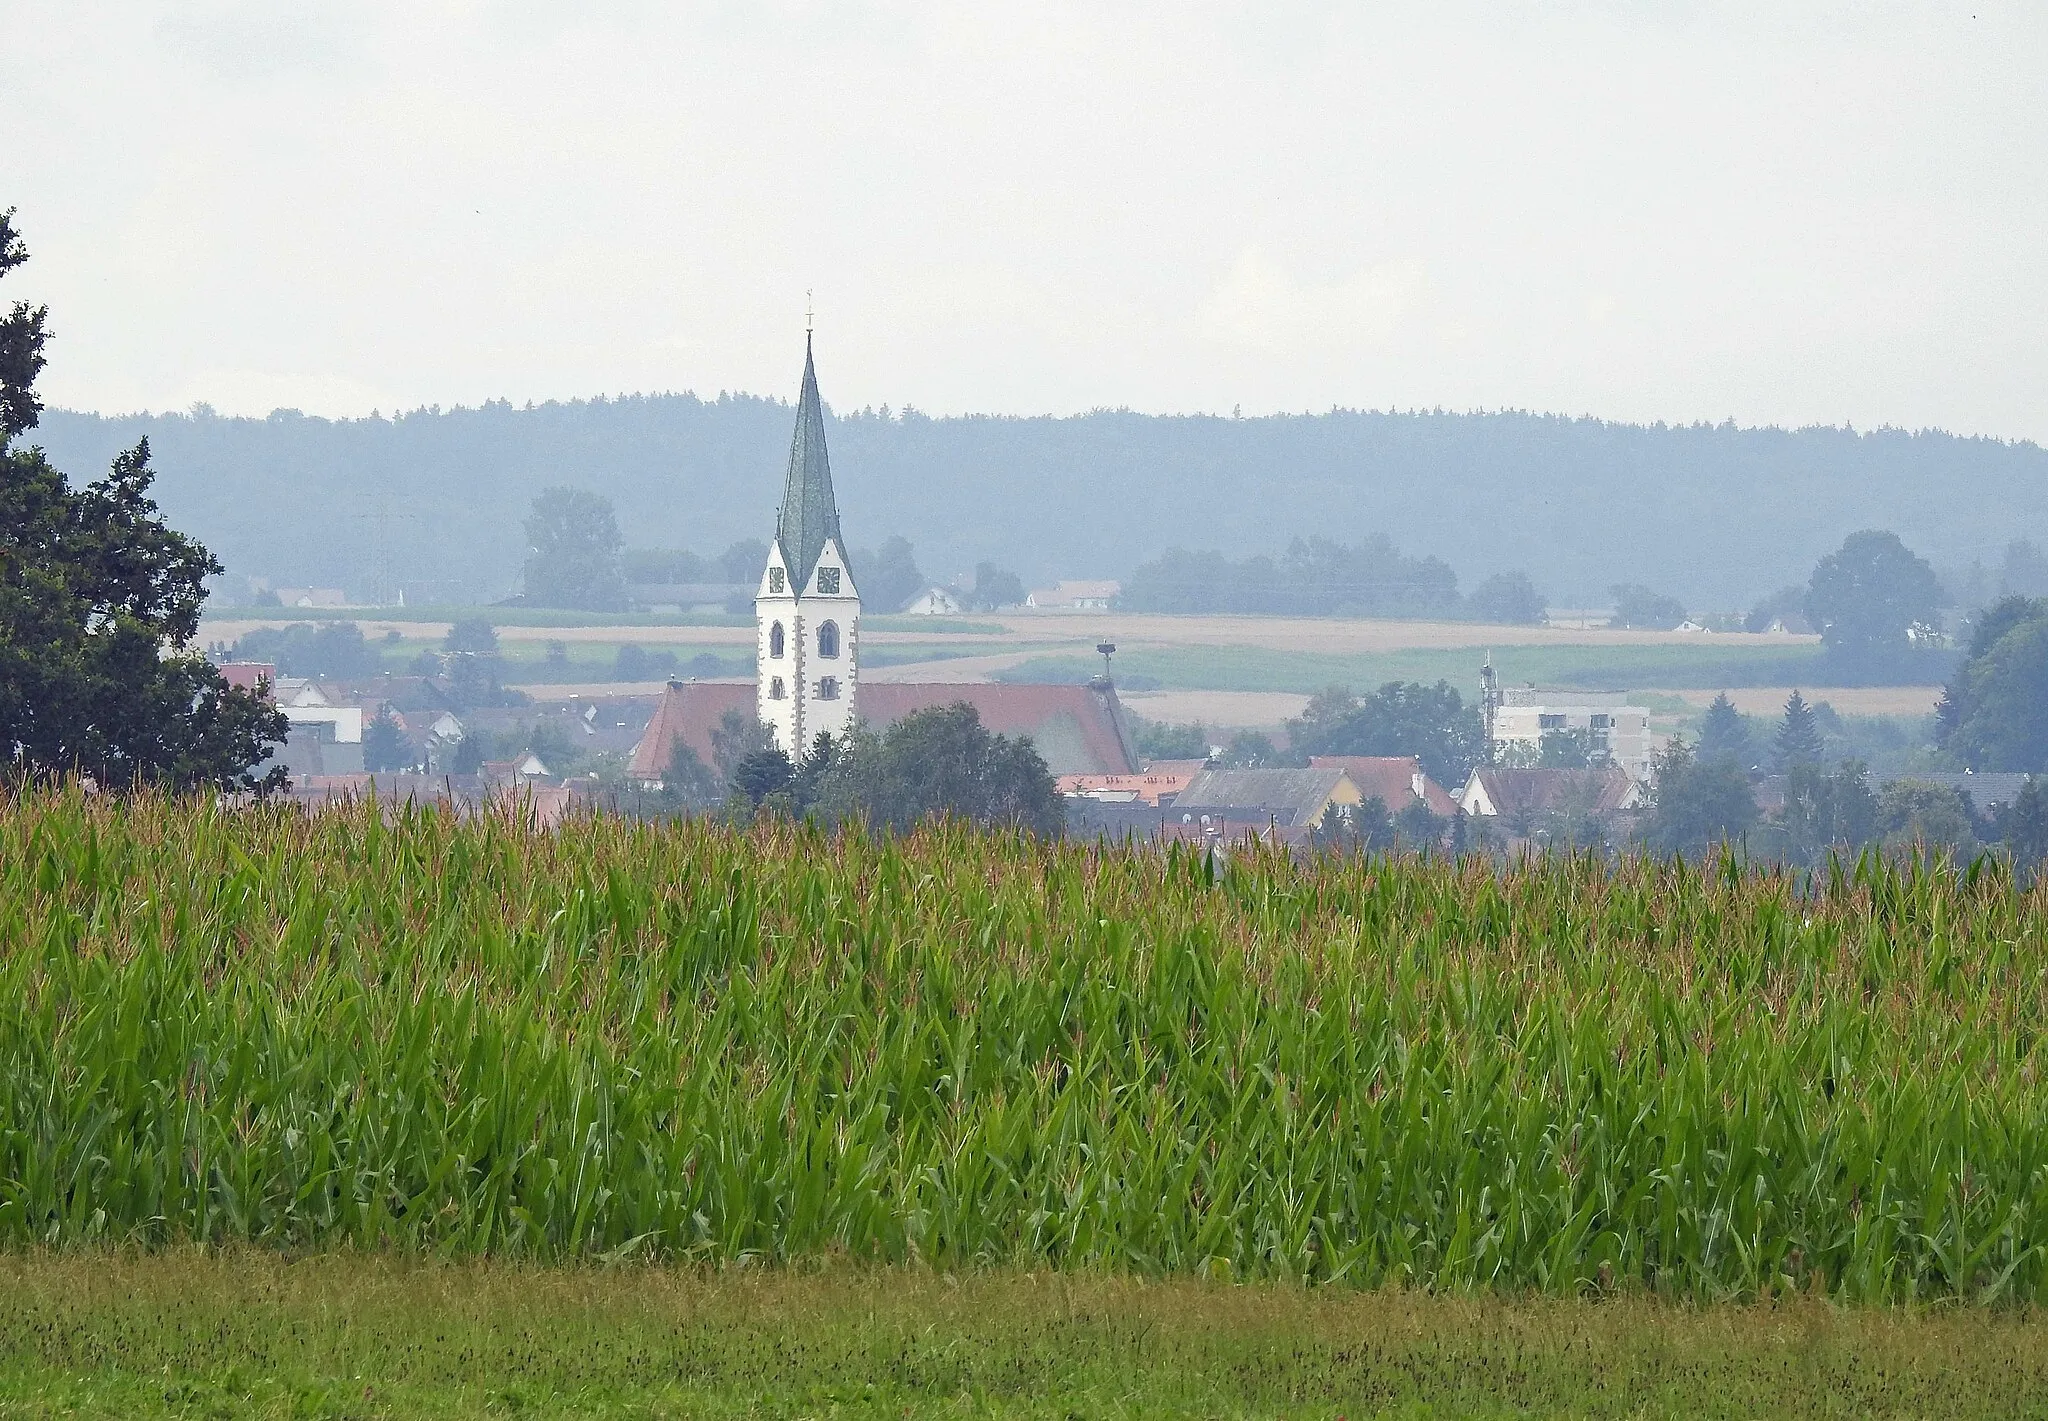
[625,682,755,778]
[1307,755,1458,815]
[1057,764,1202,805]
[629,680,1137,779]
[219,662,275,695]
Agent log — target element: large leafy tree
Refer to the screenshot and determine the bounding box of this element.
[1285,680,1488,786]
[1937,595,2048,771]
[1464,570,1546,625]
[1643,739,1757,856]
[810,703,1062,834]
[1804,529,1944,672]
[522,487,626,610]
[1607,583,1686,630]
[0,209,285,791]
[855,535,924,613]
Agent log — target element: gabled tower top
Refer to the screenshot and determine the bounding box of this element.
[773,336,842,593]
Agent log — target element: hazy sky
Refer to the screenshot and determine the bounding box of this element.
[7,1,2044,437]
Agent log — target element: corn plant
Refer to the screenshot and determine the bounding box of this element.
[2,786,2046,1301]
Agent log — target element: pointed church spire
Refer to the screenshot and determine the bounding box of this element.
[774,335,842,592]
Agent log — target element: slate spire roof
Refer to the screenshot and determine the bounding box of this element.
[774,335,844,592]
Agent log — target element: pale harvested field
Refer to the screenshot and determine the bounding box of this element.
[1119,689,1312,728]
[983,611,1819,655]
[1660,685,1945,717]
[865,651,1041,683]
[517,679,749,700]
[200,618,761,647]
[202,611,1823,655]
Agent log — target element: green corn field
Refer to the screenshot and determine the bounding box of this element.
[3,786,2046,1302]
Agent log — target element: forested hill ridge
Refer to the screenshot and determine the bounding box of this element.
[32,397,2047,609]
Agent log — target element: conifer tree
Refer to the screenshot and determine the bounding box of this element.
[1695,693,1752,767]
[1773,690,1825,772]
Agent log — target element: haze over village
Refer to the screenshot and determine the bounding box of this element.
[6,3,2042,854]
[6,7,2048,1407]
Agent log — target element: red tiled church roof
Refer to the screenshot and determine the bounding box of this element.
[629,680,1138,779]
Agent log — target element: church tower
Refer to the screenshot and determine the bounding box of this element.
[757,336,860,756]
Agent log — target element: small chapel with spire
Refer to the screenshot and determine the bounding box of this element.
[754,334,860,755]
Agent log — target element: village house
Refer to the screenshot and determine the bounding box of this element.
[1025,580,1120,611]
[1172,767,1364,829]
[899,586,964,616]
[1305,755,1459,815]
[1457,766,1645,822]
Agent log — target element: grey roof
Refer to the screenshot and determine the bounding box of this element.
[774,337,844,592]
[1174,768,1349,826]
[1873,771,2035,812]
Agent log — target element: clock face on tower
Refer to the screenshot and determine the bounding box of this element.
[769,567,786,593]
[819,567,840,594]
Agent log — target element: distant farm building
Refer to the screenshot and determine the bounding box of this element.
[1026,580,1119,610]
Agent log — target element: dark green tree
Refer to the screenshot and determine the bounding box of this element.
[710,708,775,787]
[0,208,286,791]
[811,702,1062,835]
[729,745,795,804]
[1465,570,1546,625]
[1695,692,1752,766]
[1937,596,2048,771]
[622,547,708,585]
[964,560,1027,612]
[717,539,769,585]
[1743,585,1808,633]
[1773,690,1825,772]
[1607,583,1686,630]
[523,488,625,610]
[1998,538,2048,599]
[444,617,497,654]
[232,622,375,678]
[1131,716,1208,762]
[1804,529,1944,672]
[856,535,924,612]
[652,738,720,810]
[1876,779,1978,858]
[1285,681,1488,786]
[1643,739,1757,855]
[1997,779,2048,867]
[1772,762,1879,866]
[1539,726,1608,769]
[1221,730,1277,768]
[362,707,412,772]
[443,650,523,711]
[1394,797,1444,848]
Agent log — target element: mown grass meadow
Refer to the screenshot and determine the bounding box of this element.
[3,788,2047,1304]
[5,1253,2048,1419]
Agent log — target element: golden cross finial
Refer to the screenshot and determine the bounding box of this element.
[806,290,814,336]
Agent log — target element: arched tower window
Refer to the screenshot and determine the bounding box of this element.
[769,621,785,659]
[818,620,839,659]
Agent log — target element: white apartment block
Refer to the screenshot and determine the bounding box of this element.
[1491,689,1662,781]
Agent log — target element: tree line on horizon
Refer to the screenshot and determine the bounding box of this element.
[31,371,2048,615]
